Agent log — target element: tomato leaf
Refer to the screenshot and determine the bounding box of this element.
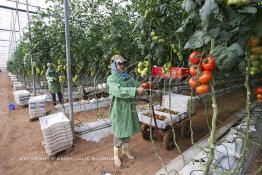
[238,61,246,74]
[238,6,257,14]
[217,31,233,42]
[182,0,196,13]
[184,30,211,49]
[199,0,219,28]
[211,43,244,70]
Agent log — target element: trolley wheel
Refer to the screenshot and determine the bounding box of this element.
[141,124,151,140]
[163,129,176,150]
[181,120,191,138]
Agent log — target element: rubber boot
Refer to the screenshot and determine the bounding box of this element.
[114,146,121,167]
[122,143,135,160]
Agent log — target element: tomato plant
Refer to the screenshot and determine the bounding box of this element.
[198,71,213,84]
[189,51,202,65]
[256,87,262,94]
[248,36,260,47]
[142,82,149,89]
[188,78,198,89]
[189,66,198,76]
[201,56,216,71]
[257,94,262,100]
[196,84,209,94]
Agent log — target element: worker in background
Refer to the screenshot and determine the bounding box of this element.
[107,55,144,167]
[46,63,63,106]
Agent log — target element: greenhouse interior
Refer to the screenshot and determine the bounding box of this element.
[0,0,261,174]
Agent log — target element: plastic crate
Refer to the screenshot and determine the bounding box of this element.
[152,66,189,79]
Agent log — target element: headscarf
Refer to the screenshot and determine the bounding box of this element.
[111,61,129,81]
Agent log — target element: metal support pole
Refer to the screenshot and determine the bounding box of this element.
[7,11,14,59]
[64,0,74,123]
[15,0,26,84]
[15,0,22,40]
[25,0,36,95]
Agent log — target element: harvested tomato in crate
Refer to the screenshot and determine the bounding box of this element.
[151,66,190,79]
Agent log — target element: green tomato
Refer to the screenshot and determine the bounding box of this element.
[144,60,150,67]
[173,48,178,54]
[241,0,250,5]
[164,62,171,68]
[150,31,156,37]
[141,69,148,77]
[138,62,144,68]
[158,39,165,44]
[143,67,149,73]
[251,61,260,67]
[250,70,256,76]
[250,55,258,61]
[251,66,259,72]
[152,36,158,41]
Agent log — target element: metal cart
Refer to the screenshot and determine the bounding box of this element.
[138,93,196,150]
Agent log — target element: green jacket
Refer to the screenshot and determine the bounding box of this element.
[46,70,61,94]
[107,72,141,138]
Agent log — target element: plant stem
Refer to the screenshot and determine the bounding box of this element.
[204,81,218,175]
[234,52,251,174]
[204,37,218,174]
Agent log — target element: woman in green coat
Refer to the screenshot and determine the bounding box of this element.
[107,55,144,167]
[46,63,63,106]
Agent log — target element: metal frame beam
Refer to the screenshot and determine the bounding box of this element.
[0,5,37,14]
[3,0,45,10]
[0,28,19,32]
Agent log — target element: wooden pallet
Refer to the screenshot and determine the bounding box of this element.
[41,140,73,160]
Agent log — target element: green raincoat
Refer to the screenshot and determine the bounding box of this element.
[46,70,61,94]
[107,72,141,138]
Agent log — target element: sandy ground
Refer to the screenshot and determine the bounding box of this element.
[0,72,259,175]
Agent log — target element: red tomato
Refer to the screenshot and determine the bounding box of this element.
[256,87,262,94]
[249,36,260,47]
[257,94,262,100]
[258,98,262,103]
[201,56,216,71]
[188,77,198,89]
[196,84,209,94]
[148,82,156,89]
[198,71,213,84]
[189,66,198,76]
[189,51,202,65]
[142,82,149,89]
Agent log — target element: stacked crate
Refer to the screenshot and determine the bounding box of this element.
[28,95,46,120]
[13,82,26,91]
[39,112,73,156]
[13,90,31,106]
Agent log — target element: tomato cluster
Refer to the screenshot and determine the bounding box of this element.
[248,36,262,76]
[136,59,150,78]
[256,87,262,103]
[188,52,216,94]
[141,82,156,89]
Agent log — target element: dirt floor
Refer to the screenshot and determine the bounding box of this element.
[0,72,259,175]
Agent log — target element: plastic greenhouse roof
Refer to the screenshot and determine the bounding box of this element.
[0,0,49,68]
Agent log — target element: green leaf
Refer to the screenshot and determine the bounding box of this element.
[238,6,257,14]
[182,0,196,13]
[184,30,211,49]
[217,31,232,42]
[150,42,155,50]
[227,43,243,56]
[238,61,246,74]
[211,43,244,70]
[199,0,219,27]
[208,28,220,38]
